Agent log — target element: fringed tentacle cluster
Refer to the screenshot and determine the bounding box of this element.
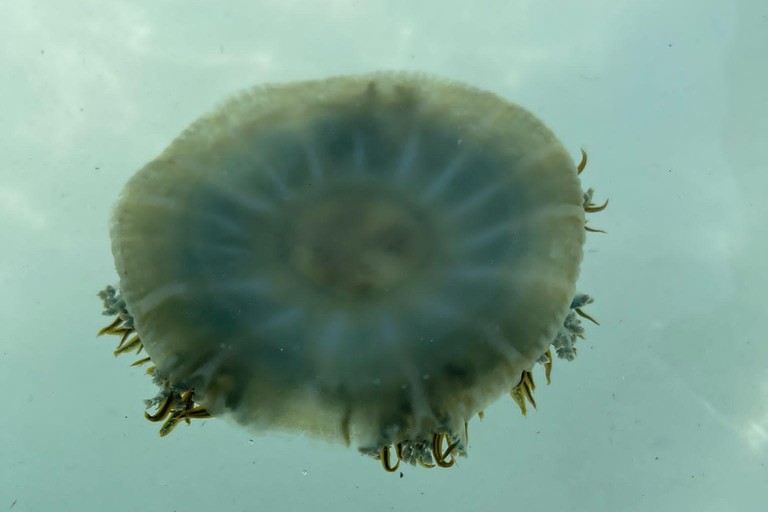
[362,429,466,472]
[97,285,211,436]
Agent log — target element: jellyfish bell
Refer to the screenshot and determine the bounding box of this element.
[97,71,606,471]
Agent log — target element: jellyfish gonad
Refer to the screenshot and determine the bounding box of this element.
[97,71,607,471]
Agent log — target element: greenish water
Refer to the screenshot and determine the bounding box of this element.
[1,1,766,511]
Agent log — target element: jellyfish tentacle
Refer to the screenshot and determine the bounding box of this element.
[113,335,142,356]
[521,371,537,407]
[182,407,212,419]
[543,349,553,384]
[585,198,609,213]
[395,443,404,461]
[97,316,123,336]
[430,433,458,468]
[581,167,609,233]
[380,445,400,472]
[577,149,588,174]
[150,389,211,435]
[341,409,352,447]
[510,370,537,416]
[117,329,134,348]
[575,307,599,325]
[159,410,184,437]
[145,393,174,422]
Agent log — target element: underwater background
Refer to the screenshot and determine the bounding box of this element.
[1,0,766,510]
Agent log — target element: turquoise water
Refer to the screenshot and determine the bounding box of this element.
[1,1,766,511]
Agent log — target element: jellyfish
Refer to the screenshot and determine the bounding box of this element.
[97,72,607,471]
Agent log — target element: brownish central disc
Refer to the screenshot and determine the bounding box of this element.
[289,194,430,299]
